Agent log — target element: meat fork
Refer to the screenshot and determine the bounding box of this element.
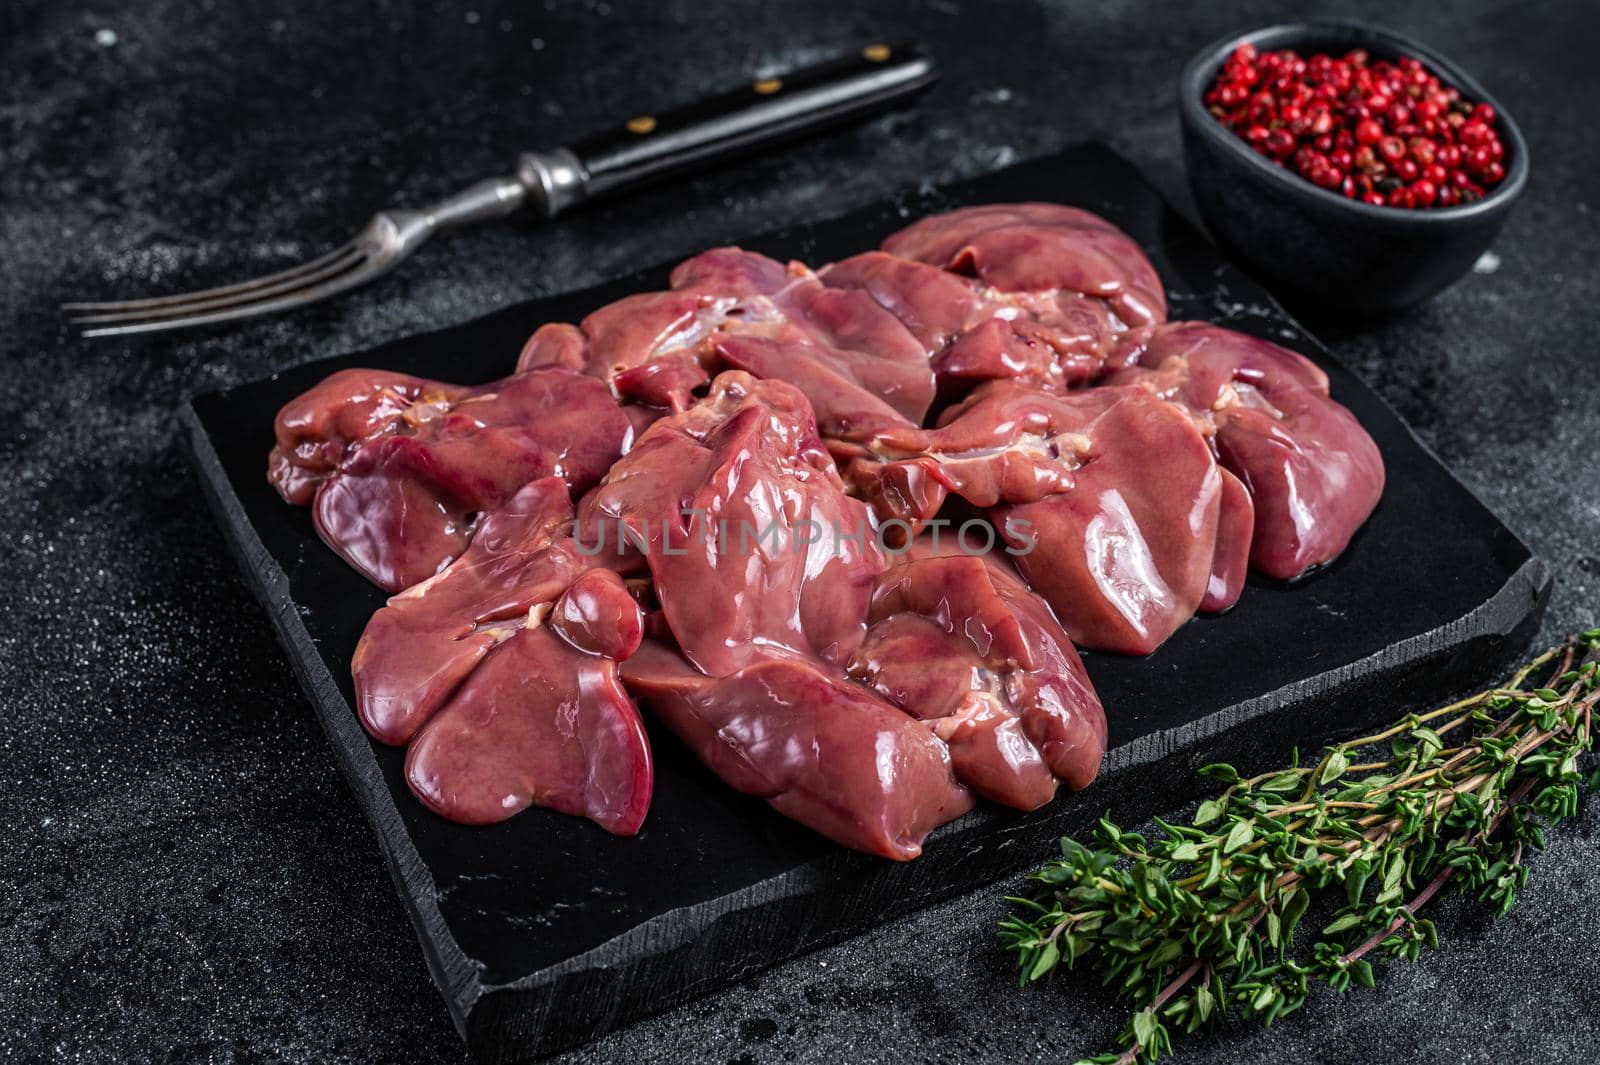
[65,44,936,338]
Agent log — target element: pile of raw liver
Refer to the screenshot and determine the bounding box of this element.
[267,204,1384,859]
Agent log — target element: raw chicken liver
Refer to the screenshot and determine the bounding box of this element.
[519,247,933,438]
[1107,322,1386,579]
[621,641,972,861]
[586,373,970,858]
[580,371,884,675]
[351,478,651,834]
[588,376,1105,855]
[851,537,1106,807]
[864,382,1225,655]
[264,199,1385,853]
[269,367,632,592]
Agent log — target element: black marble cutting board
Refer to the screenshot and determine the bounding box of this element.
[181,144,1547,1062]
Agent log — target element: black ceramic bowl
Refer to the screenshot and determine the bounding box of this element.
[1179,19,1528,313]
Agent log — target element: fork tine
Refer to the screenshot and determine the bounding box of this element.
[77,254,398,338]
[65,172,529,337]
[61,243,360,315]
[66,243,369,325]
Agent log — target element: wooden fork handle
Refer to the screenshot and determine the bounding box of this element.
[521,44,938,215]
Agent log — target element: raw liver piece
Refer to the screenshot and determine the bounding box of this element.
[268,368,464,505]
[678,249,936,432]
[1109,322,1386,579]
[620,640,973,861]
[518,248,934,437]
[822,250,1135,393]
[850,538,1106,807]
[581,371,885,676]
[351,478,651,834]
[517,293,717,411]
[879,202,1168,332]
[353,478,585,745]
[268,367,632,592]
[404,590,648,833]
[867,382,1224,655]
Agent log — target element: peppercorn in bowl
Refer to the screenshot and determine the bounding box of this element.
[1178,18,1527,312]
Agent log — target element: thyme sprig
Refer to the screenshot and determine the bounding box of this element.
[1000,630,1600,1064]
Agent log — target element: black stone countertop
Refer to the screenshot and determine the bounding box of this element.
[3,2,1597,1062]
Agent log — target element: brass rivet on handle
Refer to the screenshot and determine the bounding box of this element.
[625,115,657,134]
[753,78,782,95]
[862,44,891,62]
